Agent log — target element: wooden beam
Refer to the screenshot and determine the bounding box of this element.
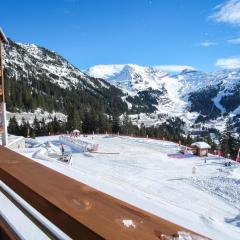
[0,40,4,102]
[0,147,207,239]
[0,40,4,134]
[0,215,21,240]
[0,28,8,44]
[0,37,7,139]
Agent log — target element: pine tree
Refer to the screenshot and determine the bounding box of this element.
[221,118,239,158]
[97,113,108,133]
[32,116,41,136]
[19,118,30,137]
[67,106,81,131]
[52,116,61,133]
[139,123,146,136]
[112,114,120,133]
[121,113,133,134]
[40,118,48,136]
[8,116,20,135]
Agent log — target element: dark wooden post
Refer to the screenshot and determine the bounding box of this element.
[0,27,8,146]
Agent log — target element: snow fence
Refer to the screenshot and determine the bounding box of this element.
[59,136,99,152]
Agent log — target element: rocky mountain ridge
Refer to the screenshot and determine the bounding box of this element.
[3,40,240,134]
[86,64,240,133]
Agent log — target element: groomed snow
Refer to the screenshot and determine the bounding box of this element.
[4,135,240,240]
[191,142,211,149]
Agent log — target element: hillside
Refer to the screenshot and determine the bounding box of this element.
[3,39,128,117]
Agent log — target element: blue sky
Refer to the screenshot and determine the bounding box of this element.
[1,0,240,71]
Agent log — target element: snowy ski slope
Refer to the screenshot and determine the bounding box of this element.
[10,135,240,239]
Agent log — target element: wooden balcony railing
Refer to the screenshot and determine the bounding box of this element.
[0,146,207,240]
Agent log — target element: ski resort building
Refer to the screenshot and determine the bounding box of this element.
[191,141,211,157]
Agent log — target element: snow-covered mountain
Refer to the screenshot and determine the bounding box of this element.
[86,64,240,132]
[3,38,240,134]
[4,39,109,90]
[86,64,168,94]
[177,69,240,121]
[3,39,129,117]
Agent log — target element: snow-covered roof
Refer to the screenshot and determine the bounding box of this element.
[191,142,211,149]
[73,129,80,133]
[0,27,8,43]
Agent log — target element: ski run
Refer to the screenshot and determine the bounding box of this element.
[1,134,240,240]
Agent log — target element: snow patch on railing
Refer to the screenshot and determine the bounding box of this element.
[122,219,136,228]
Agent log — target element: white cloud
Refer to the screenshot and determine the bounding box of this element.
[154,65,195,72]
[228,37,240,44]
[200,41,217,47]
[216,57,240,69]
[210,0,240,26]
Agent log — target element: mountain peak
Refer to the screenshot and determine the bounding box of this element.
[85,64,168,94]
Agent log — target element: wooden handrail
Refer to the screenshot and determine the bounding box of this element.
[0,214,21,240]
[0,147,206,240]
[0,182,63,239]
